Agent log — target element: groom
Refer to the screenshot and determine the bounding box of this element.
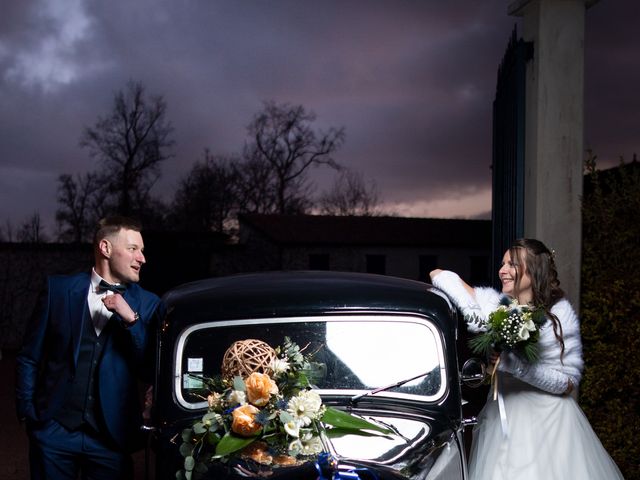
[15,216,164,479]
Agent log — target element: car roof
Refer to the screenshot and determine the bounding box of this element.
[161,270,454,331]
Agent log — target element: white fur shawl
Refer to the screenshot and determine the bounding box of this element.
[432,270,584,394]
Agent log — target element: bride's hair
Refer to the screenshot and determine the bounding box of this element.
[509,238,565,359]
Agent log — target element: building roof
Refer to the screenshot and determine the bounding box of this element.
[239,214,491,248]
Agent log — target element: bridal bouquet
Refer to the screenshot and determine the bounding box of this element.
[467,296,546,363]
[177,337,389,479]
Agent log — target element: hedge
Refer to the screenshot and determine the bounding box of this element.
[580,155,640,479]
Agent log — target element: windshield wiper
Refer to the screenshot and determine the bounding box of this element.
[350,370,432,404]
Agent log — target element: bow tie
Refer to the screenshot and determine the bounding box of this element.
[98,279,127,294]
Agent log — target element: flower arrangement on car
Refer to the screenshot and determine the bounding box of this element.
[177,337,390,479]
[467,296,546,363]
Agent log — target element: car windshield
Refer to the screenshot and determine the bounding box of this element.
[174,314,446,410]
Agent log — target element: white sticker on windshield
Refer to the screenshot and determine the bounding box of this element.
[183,373,203,389]
[188,357,203,372]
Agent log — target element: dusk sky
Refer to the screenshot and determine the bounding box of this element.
[0,0,636,236]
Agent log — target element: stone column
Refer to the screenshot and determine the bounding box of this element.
[509,0,597,310]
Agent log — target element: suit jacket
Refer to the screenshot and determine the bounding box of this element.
[15,272,163,452]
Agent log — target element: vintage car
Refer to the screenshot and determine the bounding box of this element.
[151,271,484,480]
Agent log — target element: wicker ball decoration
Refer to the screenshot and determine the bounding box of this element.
[221,339,276,379]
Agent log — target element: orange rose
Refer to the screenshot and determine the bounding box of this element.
[231,404,262,437]
[245,372,278,407]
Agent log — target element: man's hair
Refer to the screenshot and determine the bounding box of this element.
[93,216,142,248]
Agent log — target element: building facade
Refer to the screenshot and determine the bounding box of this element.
[216,214,492,285]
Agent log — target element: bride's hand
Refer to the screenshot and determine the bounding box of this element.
[486,350,500,375]
[488,350,500,365]
[429,269,443,281]
[564,379,575,396]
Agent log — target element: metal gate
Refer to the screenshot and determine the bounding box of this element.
[491,27,533,286]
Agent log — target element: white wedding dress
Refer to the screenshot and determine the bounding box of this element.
[430,270,625,480]
[468,373,624,480]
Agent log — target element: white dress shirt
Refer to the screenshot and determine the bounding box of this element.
[87,269,123,336]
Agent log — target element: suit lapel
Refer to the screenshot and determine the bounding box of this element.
[69,277,90,368]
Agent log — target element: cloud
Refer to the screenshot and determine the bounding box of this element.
[383,186,492,220]
[0,0,636,235]
[1,0,103,91]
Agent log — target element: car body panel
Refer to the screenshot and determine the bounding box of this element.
[152,271,468,479]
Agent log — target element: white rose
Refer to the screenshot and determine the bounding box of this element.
[228,389,247,406]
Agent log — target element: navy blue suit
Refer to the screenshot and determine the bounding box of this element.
[15,272,163,477]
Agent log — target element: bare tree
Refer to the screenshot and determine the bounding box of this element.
[233,155,316,215]
[80,80,174,217]
[319,169,381,216]
[17,213,47,243]
[0,219,14,242]
[245,101,345,214]
[55,173,103,242]
[233,155,277,214]
[168,101,346,232]
[170,151,239,233]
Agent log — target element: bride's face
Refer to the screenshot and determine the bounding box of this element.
[498,249,532,304]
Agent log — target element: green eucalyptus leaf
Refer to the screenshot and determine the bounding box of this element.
[215,432,257,456]
[233,376,246,391]
[179,442,194,458]
[322,406,391,434]
[279,411,294,424]
[193,421,207,435]
[195,461,209,474]
[202,412,220,429]
[184,455,195,472]
[181,428,193,443]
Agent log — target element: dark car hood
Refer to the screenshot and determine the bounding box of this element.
[172,407,460,480]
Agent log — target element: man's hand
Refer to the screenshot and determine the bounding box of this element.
[102,293,137,324]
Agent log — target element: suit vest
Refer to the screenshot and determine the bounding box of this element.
[54,306,110,432]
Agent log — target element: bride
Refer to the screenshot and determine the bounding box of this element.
[430,238,624,480]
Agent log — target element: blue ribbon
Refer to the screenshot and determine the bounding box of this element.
[332,473,360,480]
[315,453,379,480]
